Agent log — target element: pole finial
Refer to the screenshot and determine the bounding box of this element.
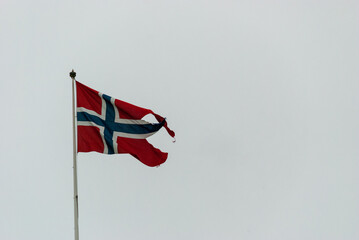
[70,69,76,79]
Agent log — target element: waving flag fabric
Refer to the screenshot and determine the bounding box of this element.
[76,81,175,167]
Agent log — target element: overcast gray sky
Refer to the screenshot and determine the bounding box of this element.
[1,0,359,239]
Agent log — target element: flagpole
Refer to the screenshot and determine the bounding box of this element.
[70,69,80,240]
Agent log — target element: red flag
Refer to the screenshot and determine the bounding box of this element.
[76,81,175,167]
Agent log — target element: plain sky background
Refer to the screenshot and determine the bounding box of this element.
[1,0,359,239]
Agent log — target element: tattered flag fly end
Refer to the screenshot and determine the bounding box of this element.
[76,81,175,167]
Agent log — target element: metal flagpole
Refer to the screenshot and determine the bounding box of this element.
[70,69,80,240]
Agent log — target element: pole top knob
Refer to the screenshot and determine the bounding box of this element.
[70,69,76,78]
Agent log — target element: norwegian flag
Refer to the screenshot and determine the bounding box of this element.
[76,81,175,167]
